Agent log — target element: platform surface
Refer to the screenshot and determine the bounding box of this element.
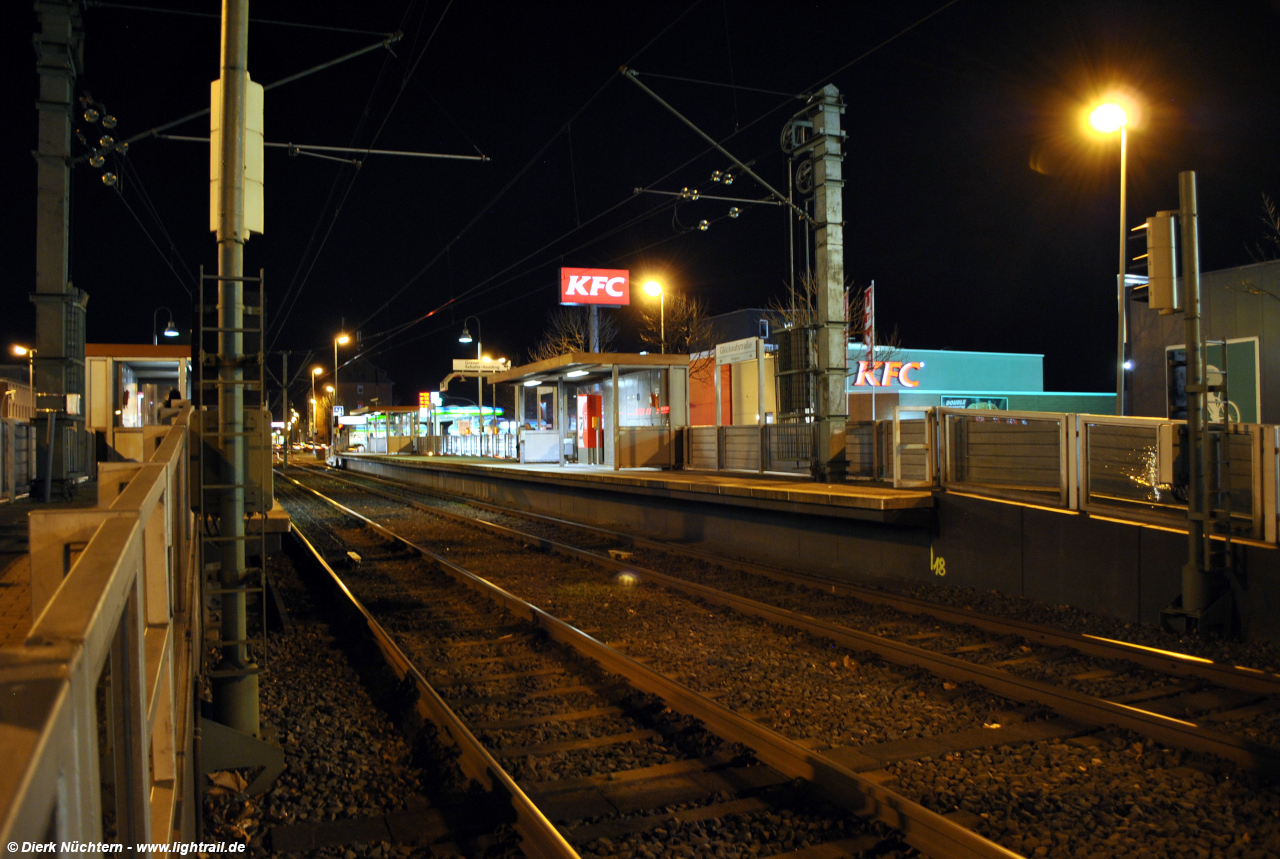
[0,481,98,647]
[335,453,934,513]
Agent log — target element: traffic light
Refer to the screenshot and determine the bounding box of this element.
[1146,210,1179,314]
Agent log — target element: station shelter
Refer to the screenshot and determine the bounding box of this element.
[492,352,689,469]
[85,343,191,461]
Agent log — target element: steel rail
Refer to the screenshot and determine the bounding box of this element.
[323,462,1280,697]
[299,465,1280,773]
[284,519,579,859]
[278,471,1020,859]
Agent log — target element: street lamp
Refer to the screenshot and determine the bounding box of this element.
[311,366,323,441]
[643,280,665,353]
[333,333,350,433]
[152,307,179,345]
[12,345,35,412]
[459,317,483,444]
[1088,98,1131,416]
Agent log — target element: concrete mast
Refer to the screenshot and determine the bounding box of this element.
[211,0,256,735]
[32,0,89,500]
[807,85,848,482]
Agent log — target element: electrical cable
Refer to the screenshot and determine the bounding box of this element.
[85,2,395,36]
[354,0,709,334]
[270,0,456,347]
[110,181,193,296]
[115,156,197,294]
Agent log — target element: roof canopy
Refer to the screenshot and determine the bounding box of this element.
[490,352,688,386]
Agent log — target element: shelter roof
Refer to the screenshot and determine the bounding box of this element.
[490,352,688,386]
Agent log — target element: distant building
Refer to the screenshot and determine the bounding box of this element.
[334,357,394,415]
[1129,259,1280,423]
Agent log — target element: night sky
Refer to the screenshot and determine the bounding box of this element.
[2,0,1279,405]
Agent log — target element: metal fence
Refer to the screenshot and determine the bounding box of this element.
[2,406,199,846]
[0,419,37,501]
[941,409,1071,507]
[442,432,518,458]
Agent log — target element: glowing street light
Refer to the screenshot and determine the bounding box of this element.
[310,366,324,440]
[12,344,35,401]
[153,307,180,344]
[643,280,665,353]
[332,334,350,442]
[1086,96,1134,416]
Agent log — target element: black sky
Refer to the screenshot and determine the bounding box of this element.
[3,0,1279,404]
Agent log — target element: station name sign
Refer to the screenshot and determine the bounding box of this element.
[453,358,511,374]
[560,267,630,306]
[853,360,923,388]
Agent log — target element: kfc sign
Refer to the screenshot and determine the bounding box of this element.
[853,360,923,388]
[560,267,630,307]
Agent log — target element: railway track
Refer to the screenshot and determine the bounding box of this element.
[277,473,1015,859]
[292,462,1280,771]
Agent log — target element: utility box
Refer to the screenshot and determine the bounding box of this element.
[1157,422,1187,488]
[196,407,274,513]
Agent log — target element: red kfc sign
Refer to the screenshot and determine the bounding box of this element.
[560,267,630,306]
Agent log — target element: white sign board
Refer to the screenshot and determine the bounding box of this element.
[332,405,344,417]
[715,337,761,365]
[453,358,511,373]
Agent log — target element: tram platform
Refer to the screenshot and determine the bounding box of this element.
[0,481,97,647]
[333,453,934,522]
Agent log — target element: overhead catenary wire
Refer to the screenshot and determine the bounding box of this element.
[269,0,457,347]
[348,1,961,364]
[353,0,710,336]
[84,2,396,36]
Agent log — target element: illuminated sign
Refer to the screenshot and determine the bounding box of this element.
[941,396,1008,410]
[560,267,630,306]
[715,337,760,365]
[452,358,511,373]
[418,391,442,408]
[853,360,923,388]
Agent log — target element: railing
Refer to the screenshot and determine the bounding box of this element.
[941,408,1071,507]
[1,406,198,847]
[1079,415,1263,537]
[0,418,37,502]
[442,432,518,458]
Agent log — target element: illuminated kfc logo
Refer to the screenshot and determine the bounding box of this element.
[560,267,630,306]
[853,360,923,388]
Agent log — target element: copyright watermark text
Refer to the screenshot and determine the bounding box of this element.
[8,843,245,855]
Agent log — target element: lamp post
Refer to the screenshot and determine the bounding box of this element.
[12,345,35,416]
[459,317,483,445]
[333,333,350,437]
[311,366,323,441]
[152,307,180,345]
[1089,100,1130,416]
[323,385,334,444]
[643,280,665,353]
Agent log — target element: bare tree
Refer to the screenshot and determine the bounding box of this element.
[527,307,619,362]
[1224,194,1280,301]
[1248,193,1280,263]
[766,271,901,361]
[637,293,717,384]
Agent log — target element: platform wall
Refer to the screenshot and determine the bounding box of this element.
[338,457,1280,642]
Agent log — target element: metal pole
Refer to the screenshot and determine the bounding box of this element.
[477,328,483,453]
[333,338,339,436]
[589,305,599,353]
[212,0,256,736]
[281,351,288,468]
[1180,170,1208,618]
[310,371,316,442]
[660,293,665,354]
[1116,125,1128,416]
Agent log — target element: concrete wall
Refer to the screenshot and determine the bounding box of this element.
[340,456,1280,642]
